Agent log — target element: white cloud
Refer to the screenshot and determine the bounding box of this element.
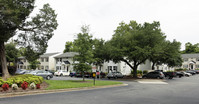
[32,0,199,52]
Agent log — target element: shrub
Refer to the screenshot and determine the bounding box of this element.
[21,81,28,90]
[0,74,44,87]
[11,83,18,90]
[2,83,9,91]
[36,84,40,89]
[175,68,187,71]
[8,66,17,75]
[30,82,36,89]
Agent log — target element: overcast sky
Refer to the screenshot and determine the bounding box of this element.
[32,0,199,53]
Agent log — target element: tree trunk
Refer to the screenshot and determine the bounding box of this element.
[133,64,138,78]
[121,59,134,69]
[0,42,10,80]
[121,59,138,78]
[82,72,85,81]
[152,62,155,70]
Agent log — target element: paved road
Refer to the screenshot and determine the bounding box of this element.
[1,75,199,104]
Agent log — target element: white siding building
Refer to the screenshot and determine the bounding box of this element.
[18,53,60,70]
[39,53,61,70]
[54,52,79,75]
[180,54,199,70]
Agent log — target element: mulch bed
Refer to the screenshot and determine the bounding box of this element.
[0,81,49,94]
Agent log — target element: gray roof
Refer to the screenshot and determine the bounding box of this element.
[40,52,60,58]
[181,54,199,58]
[54,52,79,58]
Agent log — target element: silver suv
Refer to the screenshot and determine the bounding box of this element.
[107,72,124,79]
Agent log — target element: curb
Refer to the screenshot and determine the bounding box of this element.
[0,84,128,98]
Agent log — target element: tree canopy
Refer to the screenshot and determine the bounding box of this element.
[182,42,199,54]
[105,21,167,78]
[0,0,58,79]
[73,25,93,81]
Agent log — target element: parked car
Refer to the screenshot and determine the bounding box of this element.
[186,70,196,75]
[142,71,165,79]
[176,72,184,78]
[163,72,177,79]
[75,72,82,77]
[15,69,27,74]
[54,70,69,76]
[69,72,76,77]
[181,71,192,77]
[84,72,91,78]
[45,69,55,75]
[191,70,199,74]
[154,70,176,79]
[107,72,124,79]
[96,71,106,78]
[28,70,53,80]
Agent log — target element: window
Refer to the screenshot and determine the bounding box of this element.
[45,66,49,70]
[113,66,117,71]
[24,59,26,62]
[45,58,49,62]
[196,65,199,68]
[197,58,199,61]
[24,66,26,69]
[41,58,44,62]
[108,66,112,70]
[41,66,44,70]
[183,65,188,68]
[56,66,60,70]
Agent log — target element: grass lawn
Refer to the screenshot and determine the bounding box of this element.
[45,80,123,90]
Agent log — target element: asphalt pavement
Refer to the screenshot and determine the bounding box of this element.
[1,75,199,104]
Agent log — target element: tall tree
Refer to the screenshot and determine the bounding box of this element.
[0,0,58,79]
[106,21,165,78]
[73,25,93,81]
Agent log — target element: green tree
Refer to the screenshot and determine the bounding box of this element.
[182,42,199,53]
[0,0,58,79]
[92,39,106,72]
[163,40,182,67]
[63,41,78,52]
[29,60,40,69]
[73,25,93,81]
[5,42,19,66]
[106,21,165,78]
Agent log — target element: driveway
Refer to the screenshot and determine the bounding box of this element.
[1,75,199,104]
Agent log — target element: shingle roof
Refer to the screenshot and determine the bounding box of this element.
[181,54,199,58]
[40,52,60,58]
[54,52,79,58]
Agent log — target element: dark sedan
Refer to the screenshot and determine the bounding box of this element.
[142,71,165,79]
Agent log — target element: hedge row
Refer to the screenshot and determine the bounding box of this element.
[0,74,44,87]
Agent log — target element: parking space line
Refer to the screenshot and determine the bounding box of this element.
[138,81,168,84]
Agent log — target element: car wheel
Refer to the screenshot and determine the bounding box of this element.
[142,76,146,79]
[60,73,63,77]
[46,76,50,80]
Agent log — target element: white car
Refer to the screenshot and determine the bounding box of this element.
[54,70,69,76]
[181,71,192,77]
